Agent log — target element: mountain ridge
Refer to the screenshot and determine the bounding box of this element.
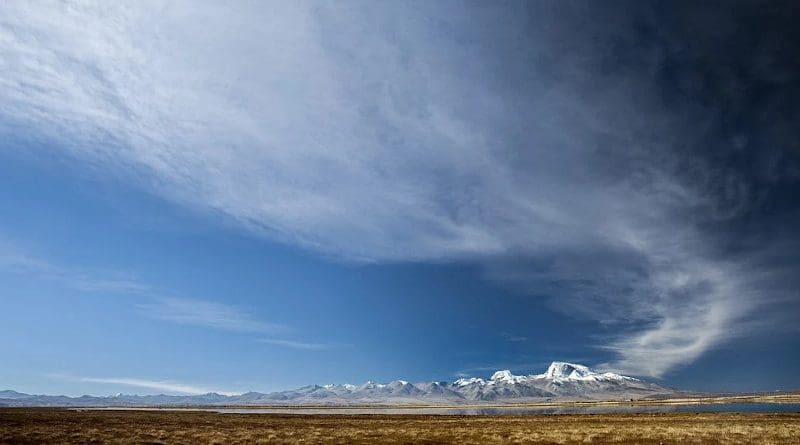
[0,362,676,407]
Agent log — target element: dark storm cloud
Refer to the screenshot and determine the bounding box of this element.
[1,0,798,376]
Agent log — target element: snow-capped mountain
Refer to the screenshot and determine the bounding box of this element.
[449,362,670,402]
[0,362,675,407]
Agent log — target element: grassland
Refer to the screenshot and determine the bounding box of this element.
[2,408,800,444]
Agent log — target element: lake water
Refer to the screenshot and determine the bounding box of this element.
[79,403,800,415]
[211,403,800,415]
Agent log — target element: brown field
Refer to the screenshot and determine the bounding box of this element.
[1,408,799,444]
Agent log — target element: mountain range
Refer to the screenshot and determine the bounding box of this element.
[0,362,676,407]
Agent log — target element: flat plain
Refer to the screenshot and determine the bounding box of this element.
[2,408,800,444]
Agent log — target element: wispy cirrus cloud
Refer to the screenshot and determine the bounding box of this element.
[136,297,286,334]
[0,236,286,336]
[64,376,239,396]
[258,338,344,350]
[2,1,798,378]
[0,238,150,294]
[499,333,527,343]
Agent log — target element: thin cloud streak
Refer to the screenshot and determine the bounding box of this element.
[0,238,150,294]
[0,236,287,337]
[258,338,340,350]
[77,377,239,396]
[136,297,286,334]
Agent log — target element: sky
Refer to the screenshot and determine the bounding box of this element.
[1,0,799,396]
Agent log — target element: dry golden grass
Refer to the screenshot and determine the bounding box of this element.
[1,408,799,444]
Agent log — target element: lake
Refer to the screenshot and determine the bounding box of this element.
[78,403,800,415]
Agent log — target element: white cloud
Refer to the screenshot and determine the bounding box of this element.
[136,297,285,334]
[0,1,783,377]
[0,237,151,294]
[77,376,239,396]
[597,257,754,377]
[0,236,285,336]
[258,338,345,350]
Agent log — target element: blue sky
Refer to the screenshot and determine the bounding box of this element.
[2,1,800,396]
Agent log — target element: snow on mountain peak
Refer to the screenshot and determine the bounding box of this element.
[454,377,486,387]
[319,362,637,394]
[490,370,514,381]
[488,369,531,384]
[454,362,634,387]
[535,362,635,382]
[543,362,593,379]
